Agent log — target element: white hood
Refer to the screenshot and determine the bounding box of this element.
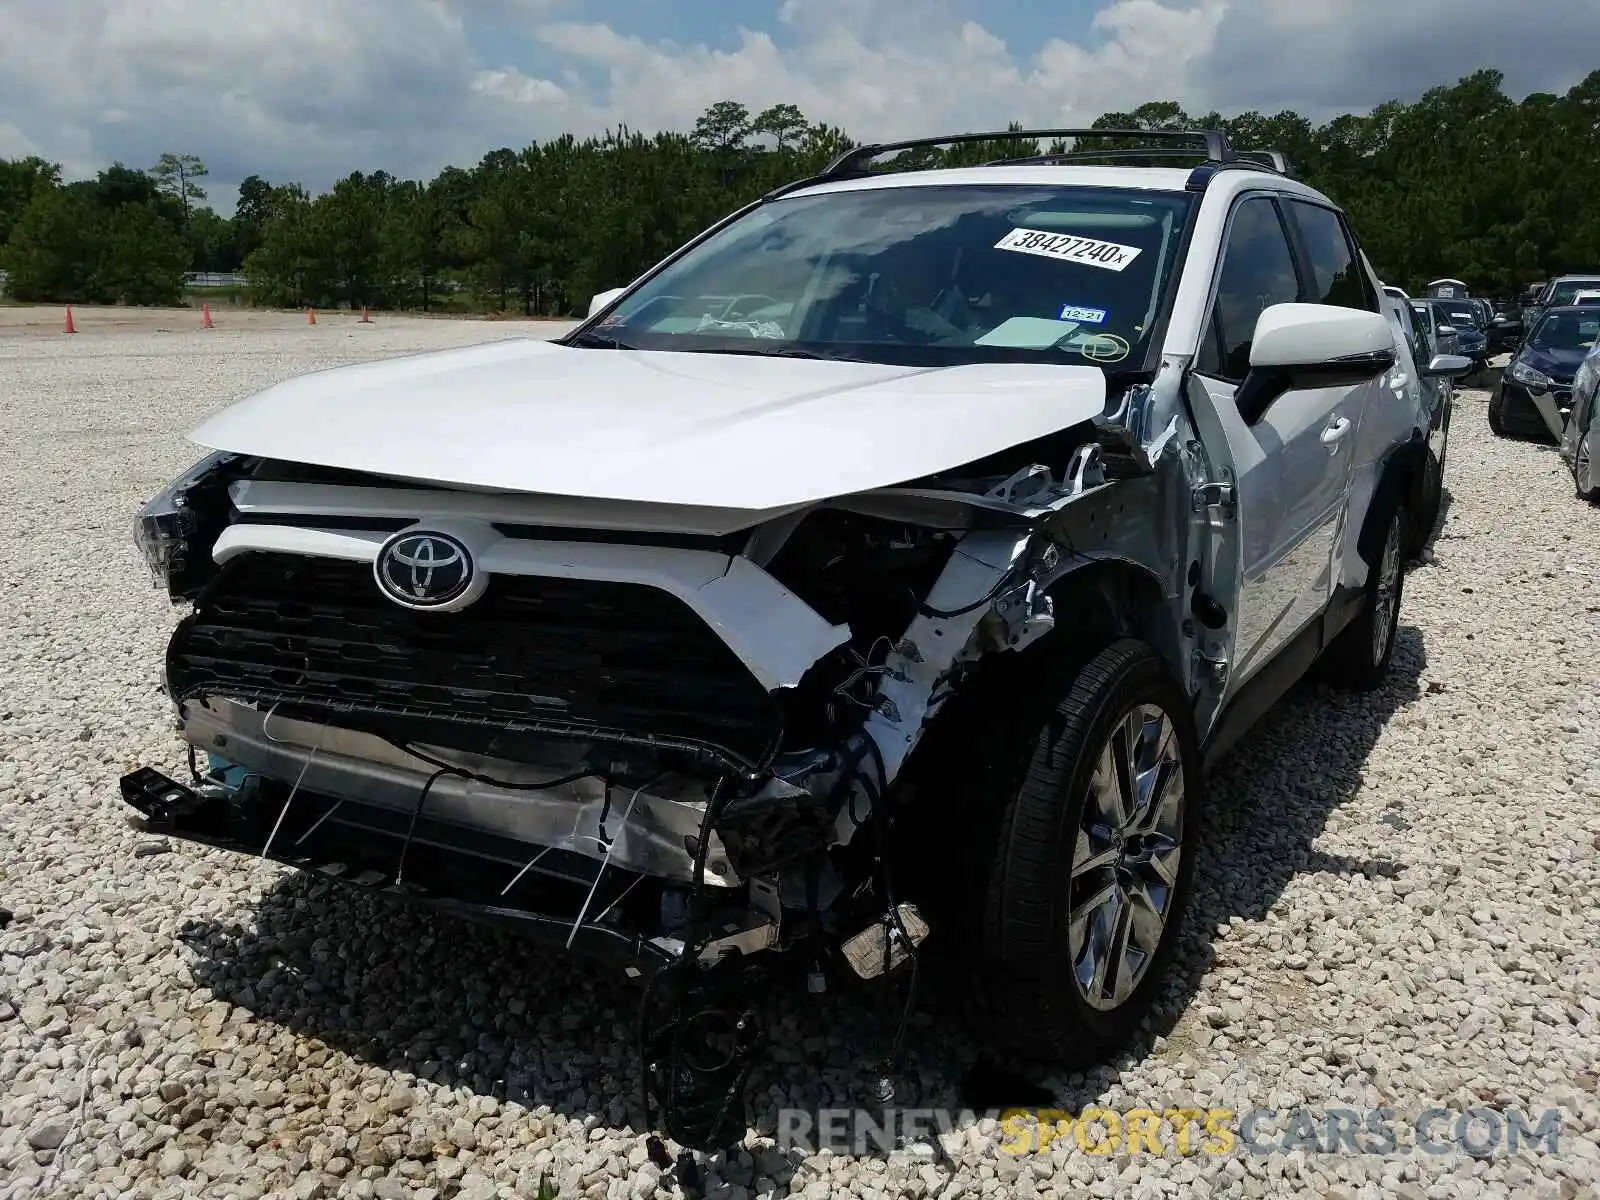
[190,337,1109,510]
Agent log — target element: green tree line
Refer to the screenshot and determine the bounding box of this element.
[2,69,1596,314]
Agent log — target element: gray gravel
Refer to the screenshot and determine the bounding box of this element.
[2,327,1597,1200]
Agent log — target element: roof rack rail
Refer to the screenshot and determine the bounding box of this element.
[989,147,1240,168]
[820,127,1236,178]
[1235,149,1293,175]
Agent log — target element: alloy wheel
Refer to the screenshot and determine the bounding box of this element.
[1067,704,1186,1011]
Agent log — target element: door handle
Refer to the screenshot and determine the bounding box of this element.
[1320,417,1352,445]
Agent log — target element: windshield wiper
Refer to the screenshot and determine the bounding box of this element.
[564,330,637,350]
[685,344,865,361]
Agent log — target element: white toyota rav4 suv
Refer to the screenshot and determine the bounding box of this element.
[124,129,1473,1148]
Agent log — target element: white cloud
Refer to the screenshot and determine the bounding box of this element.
[487,0,1226,143]
[0,0,1592,212]
[472,69,569,110]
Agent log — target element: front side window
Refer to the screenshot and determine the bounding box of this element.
[1287,201,1375,311]
[585,184,1194,368]
[1201,196,1300,381]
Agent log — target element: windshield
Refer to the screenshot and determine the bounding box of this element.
[585,183,1195,367]
[1529,310,1600,352]
[1547,279,1600,306]
[1439,301,1481,327]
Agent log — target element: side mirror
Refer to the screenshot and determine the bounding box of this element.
[1437,324,1456,337]
[1238,303,1397,424]
[587,286,626,318]
[1421,353,1474,379]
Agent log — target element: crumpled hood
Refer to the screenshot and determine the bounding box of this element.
[190,337,1110,510]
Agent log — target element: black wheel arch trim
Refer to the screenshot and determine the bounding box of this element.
[1360,434,1424,564]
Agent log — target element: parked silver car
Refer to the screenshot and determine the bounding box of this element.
[1560,342,1600,501]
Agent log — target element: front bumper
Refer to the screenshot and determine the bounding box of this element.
[121,763,688,973]
[121,761,787,1148]
[180,698,742,886]
[1496,378,1571,440]
[121,696,859,972]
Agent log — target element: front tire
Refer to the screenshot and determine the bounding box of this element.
[965,640,1202,1064]
[1324,503,1406,692]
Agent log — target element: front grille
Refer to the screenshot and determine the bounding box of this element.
[167,553,783,769]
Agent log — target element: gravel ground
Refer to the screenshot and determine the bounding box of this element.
[2,326,1598,1200]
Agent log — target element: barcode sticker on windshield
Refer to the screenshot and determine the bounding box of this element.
[994,228,1142,272]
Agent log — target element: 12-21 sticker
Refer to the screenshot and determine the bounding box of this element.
[1059,304,1108,324]
[995,228,1142,272]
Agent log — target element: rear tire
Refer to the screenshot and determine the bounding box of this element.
[959,640,1202,1065]
[1576,442,1599,503]
[1324,503,1406,692]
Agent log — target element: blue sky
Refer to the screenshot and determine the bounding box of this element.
[2,0,1596,212]
[462,0,1106,58]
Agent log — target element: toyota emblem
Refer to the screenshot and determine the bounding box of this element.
[374,531,474,608]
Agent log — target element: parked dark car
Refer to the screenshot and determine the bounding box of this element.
[1527,275,1600,326]
[1488,305,1600,440]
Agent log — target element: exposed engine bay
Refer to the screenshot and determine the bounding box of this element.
[122,382,1194,1151]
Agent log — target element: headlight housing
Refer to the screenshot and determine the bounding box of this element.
[1508,360,1552,392]
[134,451,247,602]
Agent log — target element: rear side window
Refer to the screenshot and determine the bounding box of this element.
[1288,201,1377,312]
[1200,196,1301,381]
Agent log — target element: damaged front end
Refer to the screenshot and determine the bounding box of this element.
[122,387,1191,1149]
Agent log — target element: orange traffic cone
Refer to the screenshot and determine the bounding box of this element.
[64,306,77,334]
[359,307,372,323]
[308,308,317,325]
[201,303,214,329]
